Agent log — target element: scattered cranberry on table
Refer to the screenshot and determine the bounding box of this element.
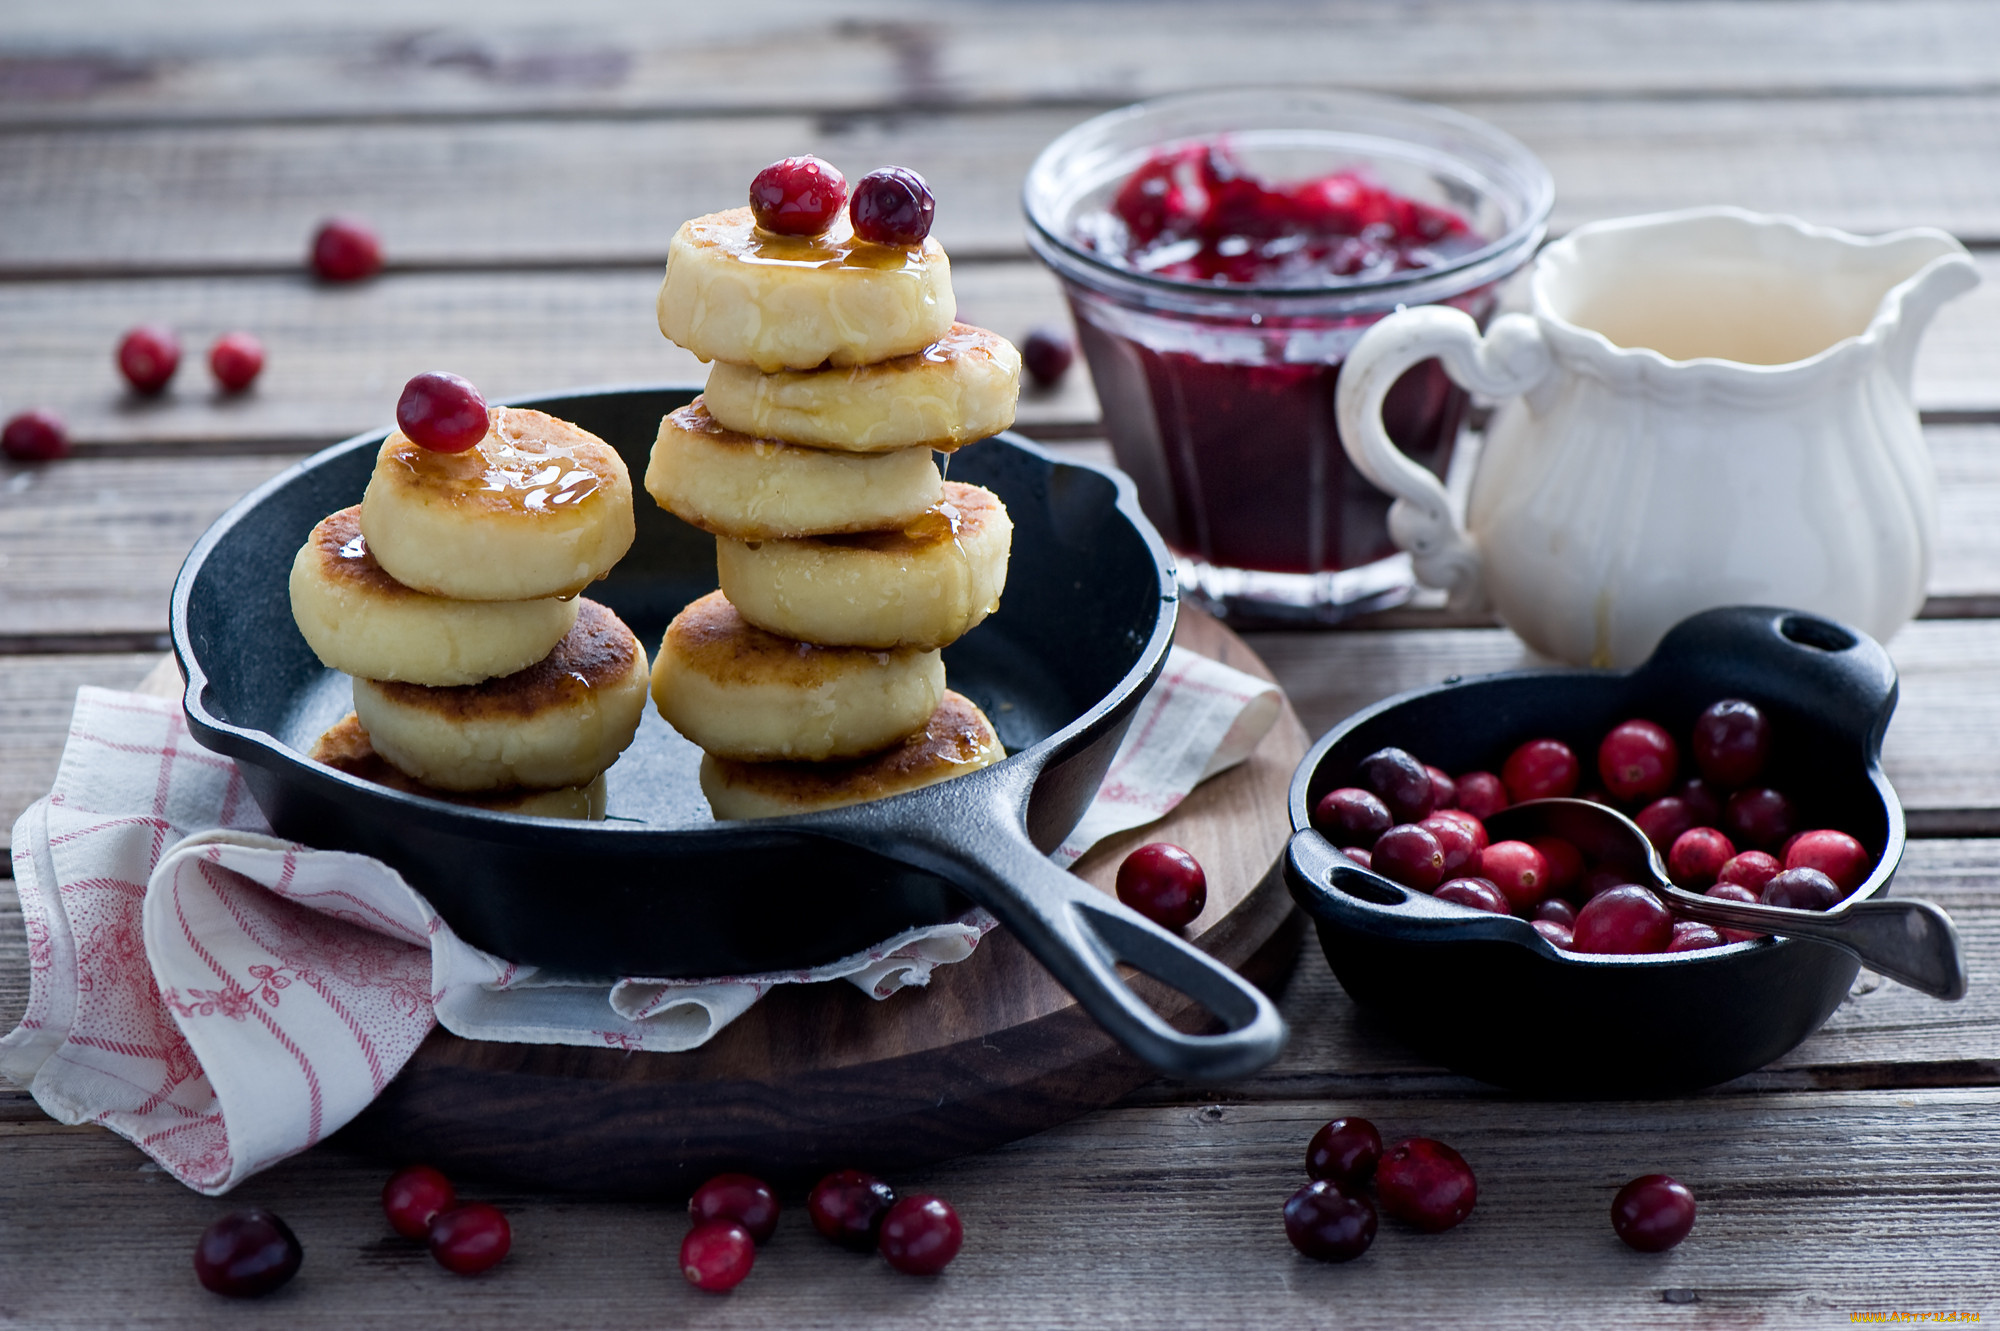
[396,371,490,453]
[382,1163,456,1239]
[1283,1180,1377,1262]
[690,1172,780,1244]
[2,409,67,462]
[877,1195,963,1275]
[1020,327,1075,389]
[749,155,847,236]
[429,1202,511,1276]
[1305,1116,1381,1187]
[1611,1174,1697,1252]
[808,1169,897,1251]
[1116,841,1207,929]
[681,1219,756,1291]
[1375,1137,1477,1233]
[1598,719,1678,803]
[312,215,383,282]
[209,332,265,392]
[193,1208,303,1298]
[117,324,180,394]
[1571,885,1674,955]
[849,167,936,247]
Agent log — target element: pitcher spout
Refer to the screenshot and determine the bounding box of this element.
[1877,241,1981,397]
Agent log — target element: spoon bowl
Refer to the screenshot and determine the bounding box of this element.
[1486,799,1966,1000]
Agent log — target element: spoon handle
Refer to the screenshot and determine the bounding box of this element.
[1661,887,1966,1000]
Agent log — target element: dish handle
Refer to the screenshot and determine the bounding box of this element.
[814,763,1288,1082]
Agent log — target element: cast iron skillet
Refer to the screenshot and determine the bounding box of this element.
[172,385,1285,1082]
[1285,606,1913,1095]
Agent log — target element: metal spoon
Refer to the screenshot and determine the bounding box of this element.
[1485,798,1967,1000]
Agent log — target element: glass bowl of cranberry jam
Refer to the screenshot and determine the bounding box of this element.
[1025,89,1551,624]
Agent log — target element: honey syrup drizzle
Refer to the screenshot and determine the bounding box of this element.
[477,408,604,511]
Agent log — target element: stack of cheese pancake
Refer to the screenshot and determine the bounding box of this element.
[288,397,647,819]
[646,169,1023,820]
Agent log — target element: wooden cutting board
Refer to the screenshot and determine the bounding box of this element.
[144,605,1309,1197]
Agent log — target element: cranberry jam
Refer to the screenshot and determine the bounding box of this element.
[1026,91,1551,621]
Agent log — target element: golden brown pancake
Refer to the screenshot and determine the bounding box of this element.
[701,691,1005,819]
[310,712,607,819]
[289,505,579,686]
[351,598,650,791]
[650,590,943,762]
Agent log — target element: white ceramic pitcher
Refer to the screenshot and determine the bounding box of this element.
[1335,206,1979,666]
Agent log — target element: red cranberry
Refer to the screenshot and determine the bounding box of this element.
[2,409,67,462]
[1371,824,1445,890]
[1424,765,1456,811]
[1419,814,1479,878]
[193,1209,302,1298]
[209,332,264,392]
[749,155,847,236]
[1428,807,1488,852]
[1434,877,1508,913]
[1313,787,1391,848]
[1762,867,1840,912]
[1598,719,1679,803]
[311,215,382,282]
[1718,849,1782,895]
[809,1170,897,1250]
[1283,1180,1377,1263]
[1611,1174,1697,1252]
[1344,848,1372,870]
[690,1172,779,1245]
[1533,897,1577,928]
[1572,885,1673,954]
[878,1195,962,1275]
[1531,919,1574,948]
[1454,771,1508,819]
[1359,747,1436,823]
[1584,869,1632,900]
[382,1163,456,1239]
[681,1219,755,1291]
[1666,828,1735,889]
[1116,842,1207,929]
[1704,882,1764,942]
[1668,920,1726,952]
[1501,738,1578,802]
[1784,829,1870,892]
[1692,699,1770,788]
[1306,1116,1381,1186]
[1021,327,1075,389]
[1480,840,1550,911]
[1678,778,1724,828]
[1725,787,1798,851]
[1529,836,1583,899]
[396,371,489,453]
[429,1202,510,1275]
[849,167,935,247]
[1634,796,1696,855]
[1376,1138,1476,1233]
[118,324,180,394]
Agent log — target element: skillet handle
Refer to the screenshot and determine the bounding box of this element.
[831,782,1288,1082]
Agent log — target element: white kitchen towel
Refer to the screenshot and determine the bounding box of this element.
[2,646,1280,1193]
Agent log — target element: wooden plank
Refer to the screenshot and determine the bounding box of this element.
[0,1082,1995,1324]
[9,95,2000,278]
[1243,617,2000,824]
[3,0,1998,125]
[1,259,1994,454]
[0,653,163,861]
[0,266,1101,448]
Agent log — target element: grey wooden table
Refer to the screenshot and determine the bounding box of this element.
[4,3,1999,1325]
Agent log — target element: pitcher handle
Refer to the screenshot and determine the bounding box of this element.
[1334,307,1554,609]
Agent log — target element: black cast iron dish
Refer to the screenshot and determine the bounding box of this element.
[173,385,1285,1081]
[1285,605,1941,1095]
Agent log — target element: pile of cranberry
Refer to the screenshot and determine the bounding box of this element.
[681,1168,962,1292]
[1312,699,1874,954]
